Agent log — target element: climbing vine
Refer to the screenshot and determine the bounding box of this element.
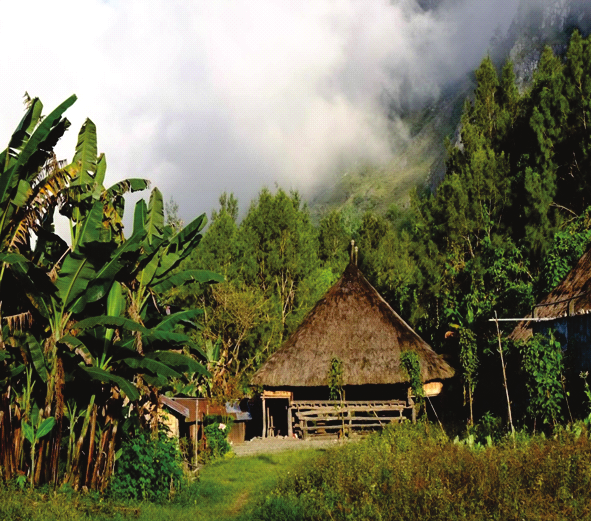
[520,332,564,426]
[401,351,424,416]
[328,357,344,401]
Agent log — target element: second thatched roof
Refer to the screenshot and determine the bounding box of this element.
[510,245,591,342]
[251,263,454,387]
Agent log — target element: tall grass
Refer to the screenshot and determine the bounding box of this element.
[253,422,591,520]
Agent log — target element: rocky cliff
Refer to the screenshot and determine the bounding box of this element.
[504,0,591,88]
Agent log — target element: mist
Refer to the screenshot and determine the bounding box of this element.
[0,0,521,223]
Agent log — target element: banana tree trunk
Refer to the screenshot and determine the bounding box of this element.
[68,396,95,489]
[101,420,118,492]
[84,404,98,487]
[90,428,109,490]
[48,356,66,485]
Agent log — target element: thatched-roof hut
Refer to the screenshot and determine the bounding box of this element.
[253,262,453,388]
[252,261,454,437]
[510,246,591,371]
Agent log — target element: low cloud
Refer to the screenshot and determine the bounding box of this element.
[0,0,520,223]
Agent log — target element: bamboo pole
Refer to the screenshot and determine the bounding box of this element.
[494,311,515,441]
[262,396,266,439]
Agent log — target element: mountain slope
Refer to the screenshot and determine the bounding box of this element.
[307,0,591,222]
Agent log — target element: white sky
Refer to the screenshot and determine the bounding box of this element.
[0,0,519,227]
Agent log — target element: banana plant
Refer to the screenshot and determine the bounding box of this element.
[0,96,221,490]
[23,416,55,488]
[122,190,223,351]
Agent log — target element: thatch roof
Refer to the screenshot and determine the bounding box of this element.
[510,246,591,342]
[251,263,454,387]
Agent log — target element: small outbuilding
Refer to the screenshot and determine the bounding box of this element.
[251,257,454,438]
[510,245,591,371]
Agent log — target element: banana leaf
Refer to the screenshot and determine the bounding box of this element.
[36,417,56,439]
[151,269,224,293]
[133,199,147,237]
[106,281,126,318]
[152,309,204,331]
[147,351,210,377]
[55,250,100,313]
[94,152,106,190]
[0,252,29,264]
[6,97,44,160]
[32,219,68,269]
[74,200,105,252]
[9,94,76,188]
[120,357,182,379]
[81,366,139,401]
[143,330,194,346]
[68,118,98,188]
[69,233,142,314]
[74,316,149,335]
[25,333,48,383]
[22,422,34,445]
[152,213,207,279]
[145,188,164,246]
[0,98,44,204]
[10,365,25,378]
[136,252,161,291]
[105,179,149,199]
[12,179,33,207]
[60,335,94,365]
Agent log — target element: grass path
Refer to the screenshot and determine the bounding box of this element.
[180,450,324,520]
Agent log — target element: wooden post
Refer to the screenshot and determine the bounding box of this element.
[408,387,416,423]
[262,396,266,439]
[190,423,197,469]
[495,311,515,442]
[287,406,293,438]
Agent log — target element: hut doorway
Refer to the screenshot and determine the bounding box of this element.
[262,391,293,438]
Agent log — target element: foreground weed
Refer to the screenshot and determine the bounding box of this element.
[253,422,591,521]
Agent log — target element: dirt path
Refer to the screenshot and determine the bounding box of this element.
[232,435,346,457]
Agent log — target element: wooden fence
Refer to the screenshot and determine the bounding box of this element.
[290,400,414,439]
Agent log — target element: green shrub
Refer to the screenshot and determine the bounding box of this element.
[473,411,504,444]
[202,415,233,460]
[109,430,183,502]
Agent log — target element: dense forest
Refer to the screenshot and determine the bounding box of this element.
[170,30,591,427]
